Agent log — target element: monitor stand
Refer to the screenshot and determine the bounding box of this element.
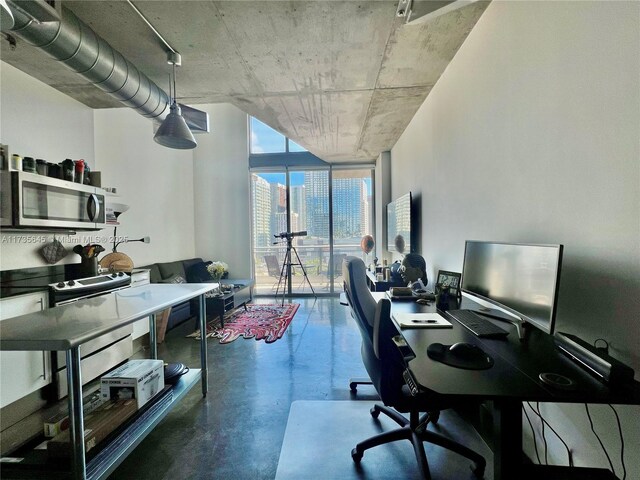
[472,307,527,341]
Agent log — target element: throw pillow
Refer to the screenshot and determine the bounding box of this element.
[160,274,186,284]
[186,261,213,283]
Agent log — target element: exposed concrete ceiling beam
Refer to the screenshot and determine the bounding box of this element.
[0,1,491,162]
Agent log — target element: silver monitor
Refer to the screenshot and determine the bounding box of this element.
[461,241,563,334]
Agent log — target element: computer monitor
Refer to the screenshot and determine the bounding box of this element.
[461,241,563,334]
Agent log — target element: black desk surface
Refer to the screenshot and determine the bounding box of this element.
[380,293,640,405]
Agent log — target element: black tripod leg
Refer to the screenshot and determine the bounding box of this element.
[276,249,289,306]
[292,246,316,297]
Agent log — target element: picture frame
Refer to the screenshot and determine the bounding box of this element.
[435,270,462,296]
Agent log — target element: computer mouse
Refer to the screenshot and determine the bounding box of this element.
[448,342,486,361]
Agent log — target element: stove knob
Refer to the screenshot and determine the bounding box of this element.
[68,280,76,286]
[111,274,118,279]
[56,282,65,288]
[117,272,124,277]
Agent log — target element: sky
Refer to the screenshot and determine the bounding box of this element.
[251,117,372,192]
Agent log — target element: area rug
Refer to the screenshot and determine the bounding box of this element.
[188,303,299,344]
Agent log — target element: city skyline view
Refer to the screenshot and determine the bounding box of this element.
[251,172,373,249]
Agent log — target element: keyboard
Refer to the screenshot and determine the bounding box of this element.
[447,310,510,338]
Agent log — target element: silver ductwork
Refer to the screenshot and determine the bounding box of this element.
[4,1,208,132]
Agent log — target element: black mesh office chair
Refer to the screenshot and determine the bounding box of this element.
[342,256,486,480]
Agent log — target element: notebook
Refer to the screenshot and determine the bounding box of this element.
[392,312,453,329]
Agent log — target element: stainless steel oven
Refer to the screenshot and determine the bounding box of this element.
[1,171,106,230]
[48,273,133,399]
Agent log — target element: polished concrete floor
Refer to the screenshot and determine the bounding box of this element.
[109,297,489,480]
[110,297,377,480]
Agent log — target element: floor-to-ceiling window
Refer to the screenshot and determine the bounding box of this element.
[249,118,374,296]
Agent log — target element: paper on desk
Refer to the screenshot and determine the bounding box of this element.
[392,312,452,329]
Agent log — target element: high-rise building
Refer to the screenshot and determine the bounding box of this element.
[251,174,272,248]
[304,171,329,237]
[332,177,367,239]
[270,183,287,237]
[290,185,306,230]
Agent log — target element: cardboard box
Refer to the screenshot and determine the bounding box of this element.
[44,390,106,437]
[100,359,164,409]
[47,399,138,458]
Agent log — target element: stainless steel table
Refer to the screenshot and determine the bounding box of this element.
[0,283,213,480]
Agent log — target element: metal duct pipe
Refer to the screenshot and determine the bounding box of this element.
[6,1,168,119]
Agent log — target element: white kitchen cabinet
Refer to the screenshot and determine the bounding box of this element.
[0,291,51,407]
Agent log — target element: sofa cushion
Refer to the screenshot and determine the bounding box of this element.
[158,261,186,280]
[186,261,213,283]
[182,258,204,273]
[160,274,187,284]
[138,264,162,283]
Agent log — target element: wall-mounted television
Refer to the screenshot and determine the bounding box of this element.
[386,192,413,254]
[461,241,564,334]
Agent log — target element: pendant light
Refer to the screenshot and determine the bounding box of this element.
[154,51,197,150]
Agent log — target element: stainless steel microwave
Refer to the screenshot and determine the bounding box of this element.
[0,171,107,231]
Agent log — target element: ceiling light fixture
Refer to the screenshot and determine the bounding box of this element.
[154,51,197,150]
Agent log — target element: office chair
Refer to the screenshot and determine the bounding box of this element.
[342,256,486,480]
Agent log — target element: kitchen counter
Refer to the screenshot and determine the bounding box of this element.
[0,283,214,351]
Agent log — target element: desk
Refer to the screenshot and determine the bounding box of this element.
[381,294,640,480]
[365,269,405,292]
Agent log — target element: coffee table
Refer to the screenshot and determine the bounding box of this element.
[206,279,253,327]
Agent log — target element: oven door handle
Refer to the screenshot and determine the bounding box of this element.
[53,285,131,306]
[87,193,100,222]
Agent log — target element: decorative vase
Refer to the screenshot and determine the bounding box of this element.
[213,275,223,295]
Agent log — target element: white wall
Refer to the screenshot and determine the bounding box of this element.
[92,109,196,268]
[390,0,639,476]
[374,151,392,264]
[192,104,251,279]
[0,63,95,270]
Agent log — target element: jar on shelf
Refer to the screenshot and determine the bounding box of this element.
[36,159,48,176]
[11,154,22,171]
[61,159,75,182]
[22,156,36,173]
[74,159,85,184]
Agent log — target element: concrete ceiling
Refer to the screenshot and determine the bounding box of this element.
[0,1,490,162]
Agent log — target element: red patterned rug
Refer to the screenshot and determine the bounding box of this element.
[188,303,300,344]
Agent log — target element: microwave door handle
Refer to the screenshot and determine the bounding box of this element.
[87,194,100,221]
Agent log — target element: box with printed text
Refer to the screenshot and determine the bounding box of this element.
[100,359,164,409]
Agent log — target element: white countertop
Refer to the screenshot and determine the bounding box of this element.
[0,283,214,351]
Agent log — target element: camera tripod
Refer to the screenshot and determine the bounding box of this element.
[274,235,317,305]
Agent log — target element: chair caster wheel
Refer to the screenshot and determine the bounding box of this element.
[370,406,380,419]
[351,448,363,464]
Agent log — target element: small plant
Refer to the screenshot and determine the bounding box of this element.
[207,261,228,280]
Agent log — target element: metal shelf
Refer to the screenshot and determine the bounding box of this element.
[0,370,202,480]
[87,369,201,480]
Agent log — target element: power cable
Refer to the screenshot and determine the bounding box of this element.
[535,403,548,464]
[526,402,573,466]
[585,404,615,475]
[522,404,541,464]
[608,404,626,480]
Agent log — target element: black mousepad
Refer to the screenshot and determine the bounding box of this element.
[427,343,494,370]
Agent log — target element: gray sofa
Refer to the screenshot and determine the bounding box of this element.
[139,257,206,330]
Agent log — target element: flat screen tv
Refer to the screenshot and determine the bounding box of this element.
[386,192,412,254]
[461,241,563,334]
